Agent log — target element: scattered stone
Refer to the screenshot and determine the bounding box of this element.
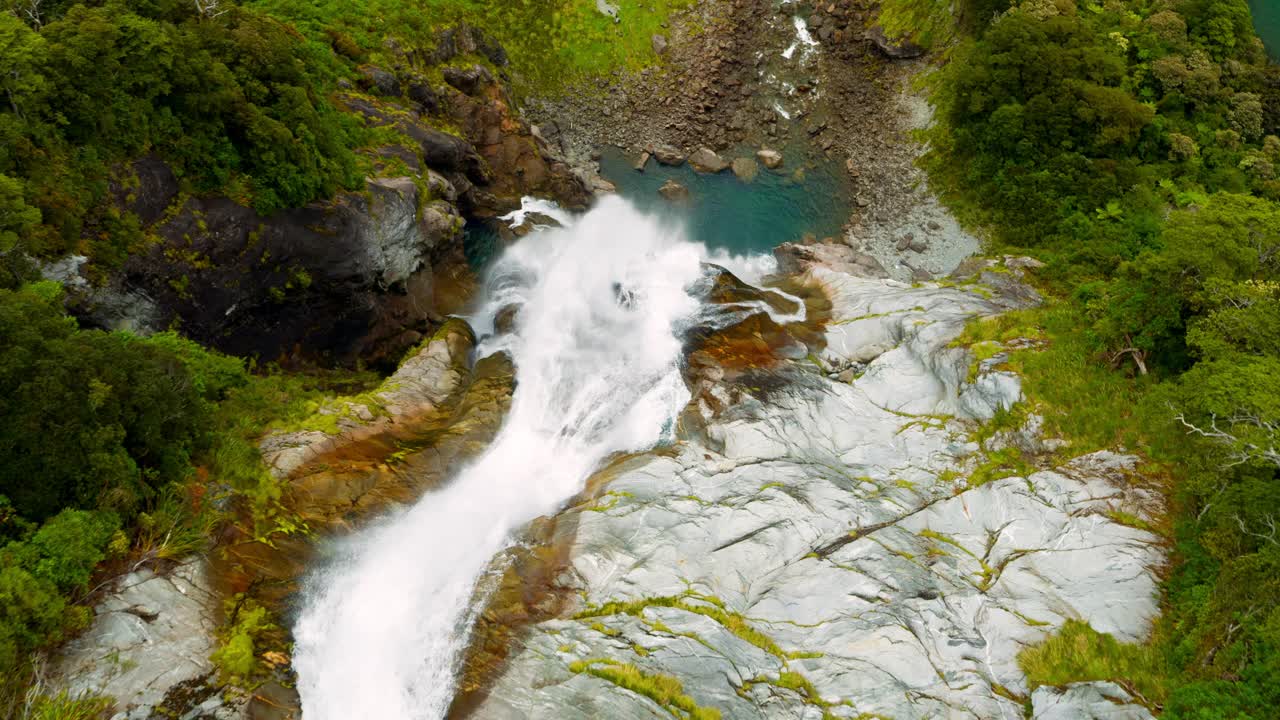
[658,179,691,203]
[688,147,730,173]
[651,143,686,166]
[909,237,929,253]
[896,235,913,251]
[633,151,651,172]
[731,157,759,183]
[757,148,784,169]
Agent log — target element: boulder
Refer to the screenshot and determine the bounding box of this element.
[357,65,401,96]
[443,65,495,96]
[46,559,223,714]
[867,25,926,59]
[650,144,686,166]
[651,34,668,56]
[688,147,730,173]
[658,179,690,203]
[756,148,784,169]
[774,240,888,279]
[406,79,440,113]
[731,157,759,183]
[633,151,651,172]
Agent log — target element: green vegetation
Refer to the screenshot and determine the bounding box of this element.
[568,658,721,720]
[0,0,364,280]
[1019,621,1170,706]
[211,594,282,686]
[926,0,1280,714]
[21,692,114,720]
[249,0,694,90]
[0,0,691,282]
[0,281,366,707]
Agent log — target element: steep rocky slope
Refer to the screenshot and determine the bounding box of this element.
[54,25,589,367]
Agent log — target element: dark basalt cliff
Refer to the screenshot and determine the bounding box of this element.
[66,25,589,367]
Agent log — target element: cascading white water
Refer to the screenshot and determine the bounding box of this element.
[293,196,787,719]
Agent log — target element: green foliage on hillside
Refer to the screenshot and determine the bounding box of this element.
[0,0,365,279]
[926,0,1280,715]
[0,282,363,705]
[247,0,694,89]
[0,0,691,282]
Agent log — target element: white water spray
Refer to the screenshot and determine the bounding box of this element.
[292,196,778,719]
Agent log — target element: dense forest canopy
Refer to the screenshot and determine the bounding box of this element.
[921,0,1280,716]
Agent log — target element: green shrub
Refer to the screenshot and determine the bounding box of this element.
[1019,620,1169,706]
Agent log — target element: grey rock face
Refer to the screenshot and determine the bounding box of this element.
[260,319,475,479]
[111,174,460,365]
[365,177,444,288]
[48,559,222,713]
[468,264,1164,720]
[1032,682,1156,720]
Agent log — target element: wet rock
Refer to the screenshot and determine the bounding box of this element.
[688,147,730,173]
[658,179,690,203]
[731,157,759,183]
[867,25,926,59]
[775,240,888,279]
[756,148,784,169]
[357,65,401,96]
[406,80,439,113]
[650,143,686,166]
[510,211,563,238]
[111,155,179,224]
[260,318,476,479]
[633,151,651,172]
[443,65,495,97]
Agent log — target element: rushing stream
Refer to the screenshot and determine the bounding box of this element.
[292,197,790,718]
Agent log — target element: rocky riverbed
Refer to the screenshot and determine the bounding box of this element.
[451,254,1163,720]
[529,0,979,282]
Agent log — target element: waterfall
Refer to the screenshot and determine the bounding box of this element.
[292,196,777,719]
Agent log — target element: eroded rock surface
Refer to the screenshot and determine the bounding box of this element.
[466,264,1163,720]
[47,559,227,717]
